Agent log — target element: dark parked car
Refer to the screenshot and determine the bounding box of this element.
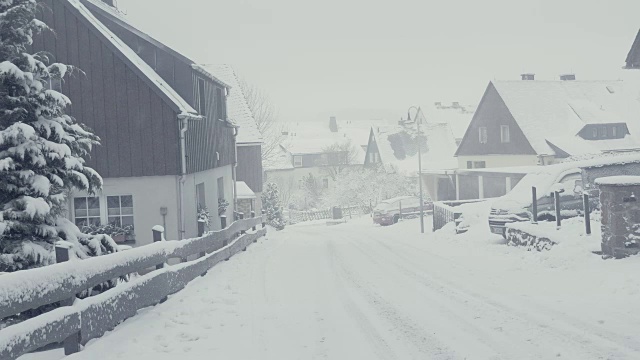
[373,196,433,226]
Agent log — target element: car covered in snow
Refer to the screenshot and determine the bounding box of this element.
[373,196,433,226]
[488,167,589,237]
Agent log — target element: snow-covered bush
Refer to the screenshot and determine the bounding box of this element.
[262,182,286,230]
[218,198,229,216]
[0,0,118,271]
[198,206,211,229]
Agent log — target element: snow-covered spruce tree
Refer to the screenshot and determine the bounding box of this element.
[0,0,118,272]
[262,182,286,230]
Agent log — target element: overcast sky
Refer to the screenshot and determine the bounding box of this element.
[117,0,640,123]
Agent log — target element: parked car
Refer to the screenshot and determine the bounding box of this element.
[373,196,433,226]
[488,167,592,237]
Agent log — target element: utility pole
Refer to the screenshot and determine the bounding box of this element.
[407,106,425,234]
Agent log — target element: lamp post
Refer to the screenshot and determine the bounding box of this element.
[406,106,425,234]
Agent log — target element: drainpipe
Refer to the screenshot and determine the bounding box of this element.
[232,127,238,217]
[177,114,191,240]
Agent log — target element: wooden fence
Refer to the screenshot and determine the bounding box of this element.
[432,199,486,232]
[0,216,267,360]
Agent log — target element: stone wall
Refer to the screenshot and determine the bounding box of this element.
[598,178,640,258]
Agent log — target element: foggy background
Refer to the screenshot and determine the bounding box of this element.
[117,0,640,122]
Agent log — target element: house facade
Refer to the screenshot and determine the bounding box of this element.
[207,65,264,217]
[455,77,640,169]
[33,0,238,245]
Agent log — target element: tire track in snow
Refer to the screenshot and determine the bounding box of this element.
[361,235,639,359]
[326,239,462,360]
[325,237,398,360]
[391,239,640,354]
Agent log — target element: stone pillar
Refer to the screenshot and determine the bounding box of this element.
[596,176,640,258]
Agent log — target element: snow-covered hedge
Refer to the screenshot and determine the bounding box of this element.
[506,215,600,252]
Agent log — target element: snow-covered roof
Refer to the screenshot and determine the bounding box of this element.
[264,146,294,171]
[68,0,198,117]
[492,80,640,156]
[371,109,459,174]
[236,181,256,199]
[203,65,263,145]
[423,103,475,140]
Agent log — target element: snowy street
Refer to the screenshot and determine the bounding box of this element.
[26,216,640,360]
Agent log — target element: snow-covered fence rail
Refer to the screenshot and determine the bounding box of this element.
[0,216,266,360]
[432,199,486,232]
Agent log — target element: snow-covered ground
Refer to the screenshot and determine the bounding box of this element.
[21,216,640,360]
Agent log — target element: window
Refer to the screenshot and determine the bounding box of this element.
[197,78,206,115]
[44,78,62,92]
[323,178,329,189]
[74,197,101,226]
[196,183,206,210]
[592,128,598,139]
[467,161,486,169]
[500,125,510,143]
[107,195,134,229]
[599,126,607,138]
[217,177,225,201]
[612,126,617,138]
[479,127,488,144]
[293,156,303,167]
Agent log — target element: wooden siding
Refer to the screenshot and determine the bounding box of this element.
[32,0,181,177]
[455,83,536,157]
[89,9,235,174]
[237,145,263,193]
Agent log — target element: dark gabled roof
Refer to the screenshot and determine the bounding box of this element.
[80,0,228,88]
[625,29,640,69]
[66,0,198,117]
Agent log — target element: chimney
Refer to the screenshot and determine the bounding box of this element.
[521,73,535,81]
[560,74,576,81]
[451,101,460,108]
[329,116,338,132]
[434,102,442,108]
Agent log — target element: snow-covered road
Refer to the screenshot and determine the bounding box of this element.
[29,216,640,360]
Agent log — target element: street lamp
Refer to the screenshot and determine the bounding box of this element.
[406,106,425,234]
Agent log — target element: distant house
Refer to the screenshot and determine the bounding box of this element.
[207,65,264,217]
[265,138,365,195]
[364,108,459,175]
[33,0,239,245]
[625,29,640,69]
[455,77,640,169]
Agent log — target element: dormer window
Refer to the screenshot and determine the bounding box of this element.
[583,123,628,140]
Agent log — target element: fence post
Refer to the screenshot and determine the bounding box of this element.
[152,226,165,270]
[239,213,246,235]
[261,209,266,228]
[583,193,591,235]
[55,242,80,355]
[532,186,538,224]
[251,211,257,232]
[555,191,562,229]
[198,219,206,258]
[220,215,227,229]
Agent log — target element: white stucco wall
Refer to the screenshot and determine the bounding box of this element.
[182,164,235,237]
[66,165,235,247]
[67,176,181,247]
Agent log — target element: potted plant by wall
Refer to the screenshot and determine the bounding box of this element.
[198,206,211,231]
[218,198,229,217]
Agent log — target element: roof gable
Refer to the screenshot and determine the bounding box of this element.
[65,0,197,116]
[626,29,640,69]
